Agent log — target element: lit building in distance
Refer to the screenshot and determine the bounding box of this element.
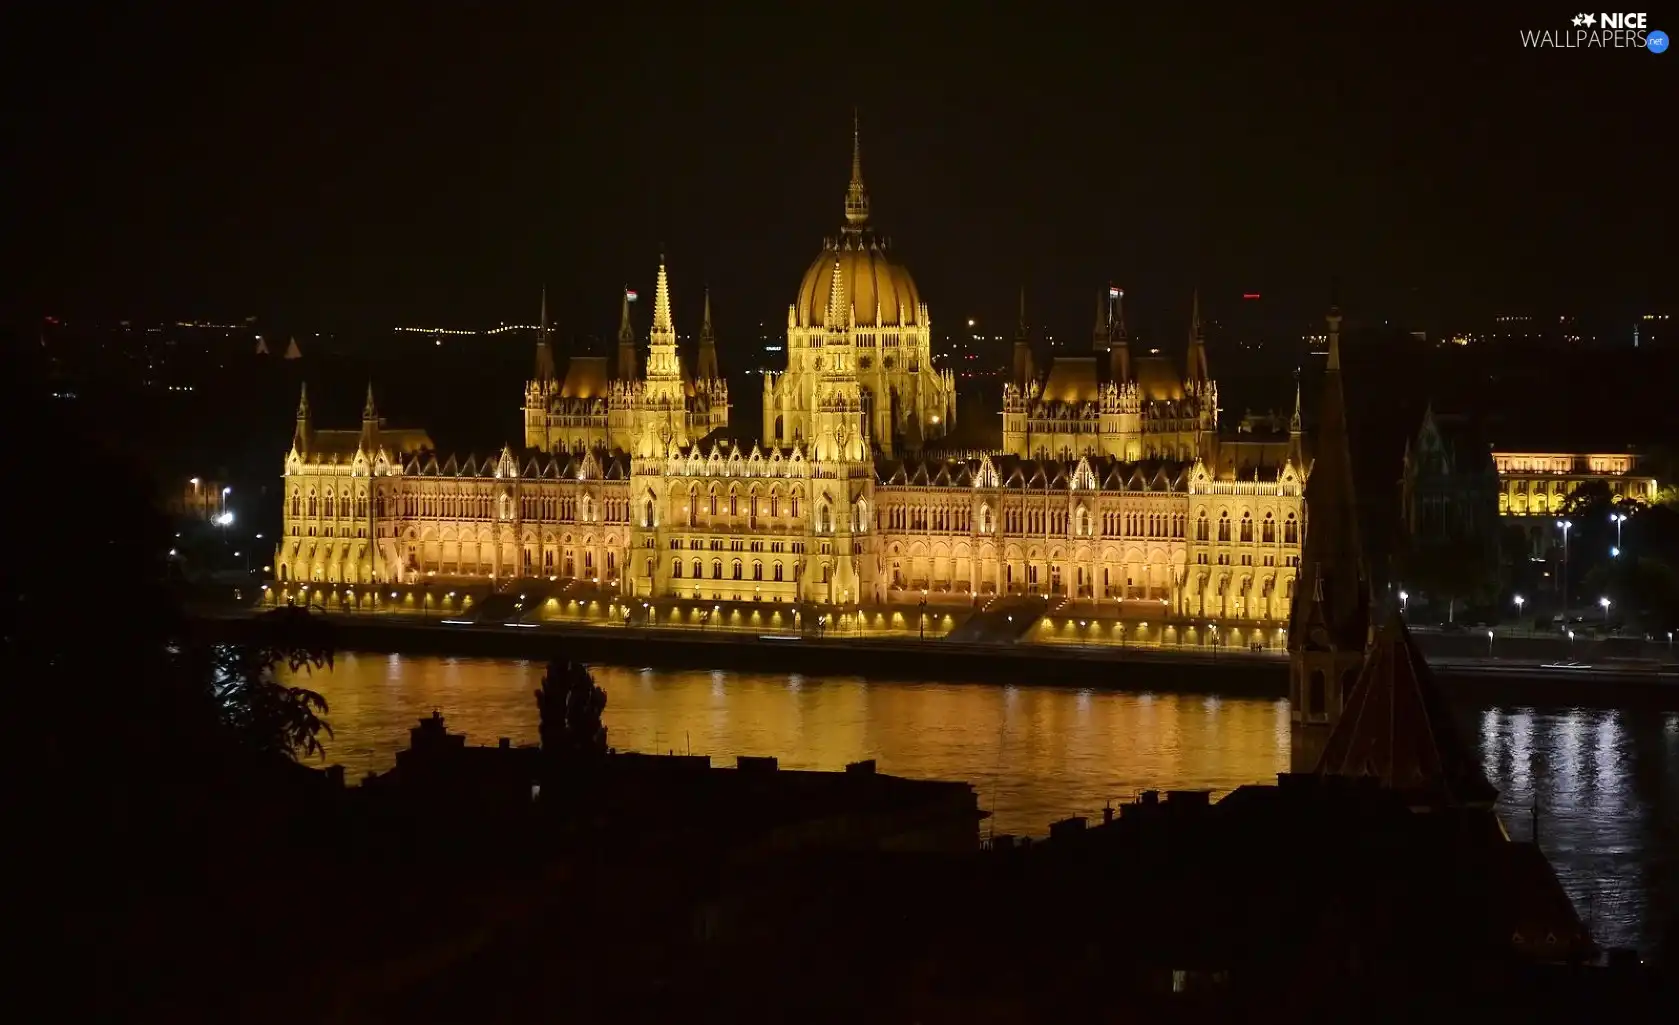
[275,119,1311,626]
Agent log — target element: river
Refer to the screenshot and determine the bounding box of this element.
[295,652,1677,957]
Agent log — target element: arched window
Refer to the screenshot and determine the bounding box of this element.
[692,559,702,579]
[731,559,743,580]
[357,491,369,518]
[819,563,831,584]
[643,496,655,528]
[774,562,784,582]
[375,493,386,518]
[308,489,318,516]
[1284,514,1299,544]
[688,487,698,525]
[290,490,301,517]
[979,503,992,534]
[1196,513,1209,541]
[1240,513,1253,543]
[1262,513,1275,543]
[709,488,718,517]
[1217,512,1231,542]
[753,561,763,581]
[711,559,722,579]
[729,490,738,517]
[323,490,335,518]
[816,504,830,533]
[791,493,801,518]
[770,489,780,518]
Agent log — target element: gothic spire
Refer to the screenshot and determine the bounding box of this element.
[614,284,637,379]
[1187,287,1210,385]
[617,286,635,345]
[696,287,720,380]
[292,382,311,452]
[1092,288,1110,352]
[843,108,870,230]
[1288,302,1368,653]
[1290,368,1303,434]
[652,255,673,335]
[362,381,378,422]
[826,258,848,326]
[1016,285,1029,340]
[534,287,557,382]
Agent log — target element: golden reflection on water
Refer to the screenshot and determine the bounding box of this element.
[296,653,1291,836]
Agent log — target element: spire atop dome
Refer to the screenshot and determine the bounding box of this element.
[1290,368,1303,434]
[843,108,870,230]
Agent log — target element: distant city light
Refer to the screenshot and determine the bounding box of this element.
[1108,286,1122,299]
[1242,293,1261,300]
[625,289,639,302]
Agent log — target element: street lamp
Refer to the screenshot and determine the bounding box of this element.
[1513,594,1525,621]
[1610,512,1626,551]
[1599,596,1612,622]
[1399,590,1409,613]
[1487,629,1495,656]
[1556,519,1573,617]
[919,589,928,641]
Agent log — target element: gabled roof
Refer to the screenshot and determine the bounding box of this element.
[1317,610,1497,809]
[872,452,1192,492]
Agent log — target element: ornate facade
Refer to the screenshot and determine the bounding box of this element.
[275,120,1310,627]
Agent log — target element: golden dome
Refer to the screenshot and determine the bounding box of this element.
[795,237,923,329]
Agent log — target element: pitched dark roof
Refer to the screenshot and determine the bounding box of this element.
[1317,610,1498,808]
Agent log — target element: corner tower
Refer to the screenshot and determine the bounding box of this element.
[1287,303,1372,772]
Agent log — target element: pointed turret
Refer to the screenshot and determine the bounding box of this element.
[292,382,311,452]
[534,287,557,382]
[1288,301,1371,773]
[826,258,848,329]
[643,255,683,388]
[1091,289,1110,353]
[843,108,870,230]
[360,381,381,451]
[1013,286,1035,387]
[615,286,637,380]
[696,288,720,380]
[1187,288,1210,387]
[652,257,673,337]
[283,336,302,360]
[1110,289,1131,382]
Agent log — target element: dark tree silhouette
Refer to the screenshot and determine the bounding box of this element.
[535,658,608,761]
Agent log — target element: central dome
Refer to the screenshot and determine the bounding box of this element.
[795,235,923,329]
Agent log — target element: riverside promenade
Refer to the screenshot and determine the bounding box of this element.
[195,602,1679,709]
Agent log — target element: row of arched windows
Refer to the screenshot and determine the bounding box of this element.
[1196,511,1299,544]
[671,558,801,583]
[290,487,380,519]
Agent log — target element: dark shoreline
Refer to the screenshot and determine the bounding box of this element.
[190,613,1679,710]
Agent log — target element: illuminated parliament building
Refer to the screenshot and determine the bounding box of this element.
[275,121,1315,626]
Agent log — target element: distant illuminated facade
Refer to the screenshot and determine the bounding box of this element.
[275,119,1309,624]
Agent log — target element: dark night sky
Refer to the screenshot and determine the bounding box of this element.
[7,4,1673,345]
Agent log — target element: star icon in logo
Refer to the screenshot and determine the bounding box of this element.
[1585,13,1597,26]
[1573,13,1585,25]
